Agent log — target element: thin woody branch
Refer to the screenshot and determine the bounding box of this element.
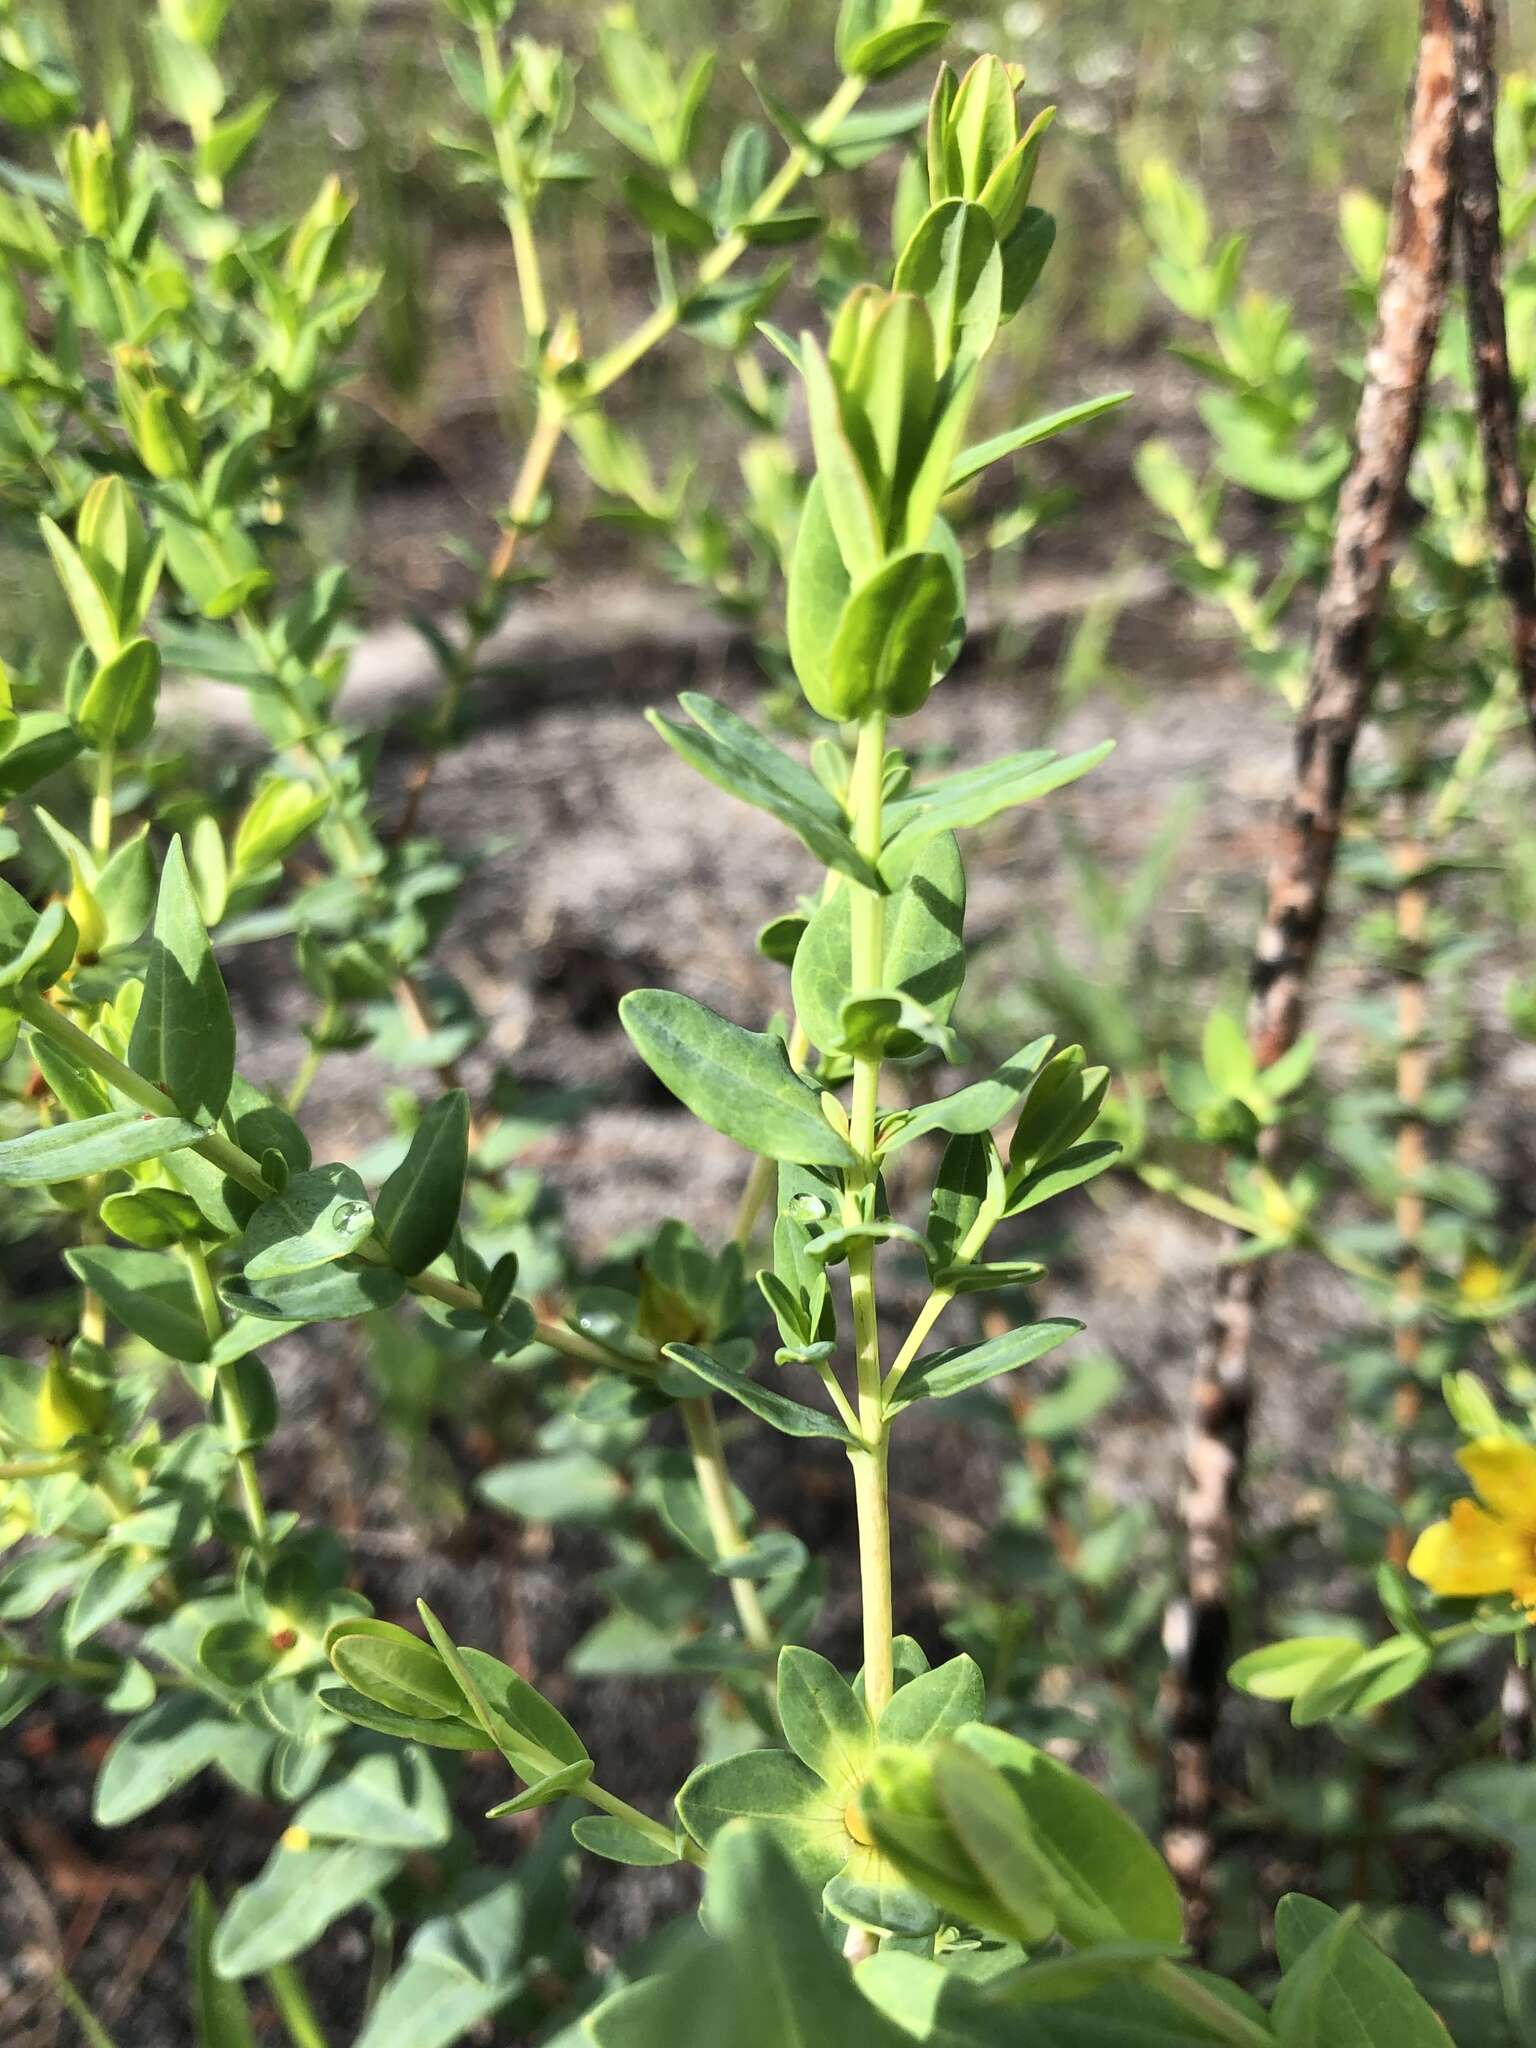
[1249,0,1458,1068]
[1451,0,1536,749]
[1161,0,1459,1950]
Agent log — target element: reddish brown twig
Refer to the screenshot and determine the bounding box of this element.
[1247,8,1457,1072]
[1161,0,1459,1951]
[1452,0,1536,747]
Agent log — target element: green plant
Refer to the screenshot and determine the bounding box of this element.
[1099,71,1536,2009]
[0,1,1525,2042]
[321,46,1475,2046]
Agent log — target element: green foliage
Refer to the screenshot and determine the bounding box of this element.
[620,989,856,1166]
[0,1,1521,2039]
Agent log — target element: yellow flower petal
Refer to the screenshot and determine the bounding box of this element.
[1408,1499,1528,1598]
[1459,1256,1505,1304]
[1456,1437,1536,1529]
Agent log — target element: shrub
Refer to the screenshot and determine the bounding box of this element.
[0,1,1528,2042]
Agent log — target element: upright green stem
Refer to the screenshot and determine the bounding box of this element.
[506,200,549,345]
[79,1274,107,1348]
[263,1963,332,2048]
[844,712,893,1720]
[184,1239,268,1549]
[394,70,865,850]
[90,743,114,859]
[584,73,866,398]
[680,1396,773,1654]
[486,400,565,584]
[475,20,549,346]
[389,401,567,856]
[850,1447,893,1716]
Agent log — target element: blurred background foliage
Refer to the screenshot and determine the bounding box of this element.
[19,0,1530,624]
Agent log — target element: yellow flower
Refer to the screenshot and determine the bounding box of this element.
[1257,1174,1297,1234]
[1458,1255,1505,1306]
[1408,1437,1536,1618]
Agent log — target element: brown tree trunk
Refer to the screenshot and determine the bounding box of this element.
[1161,0,1459,1950]
[1452,0,1536,747]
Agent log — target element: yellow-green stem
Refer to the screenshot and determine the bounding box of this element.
[850,1444,893,1716]
[80,1285,106,1348]
[882,1168,1009,1403]
[506,200,549,344]
[480,70,864,615]
[883,1285,953,1403]
[581,1776,703,1865]
[488,400,565,584]
[286,1031,327,1114]
[1135,1166,1259,1236]
[263,1963,331,2048]
[844,712,892,1718]
[681,1396,773,1653]
[78,1202,107,1347]
[14,991,640,1378]
[184,1239,268,1548]
[412,68,864,829]
[585,72,865,398]
[383,403,567,867]
[0,1455,80,1481]
[90,744,114,860]
[812,1355,863,1438]
[735,347,773,419]
[475,18,550,343]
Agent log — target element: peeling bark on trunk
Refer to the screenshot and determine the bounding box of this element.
[1452,0,1536,747]
[1162,1247,1265,1938]
[1161,0,1459,1952]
